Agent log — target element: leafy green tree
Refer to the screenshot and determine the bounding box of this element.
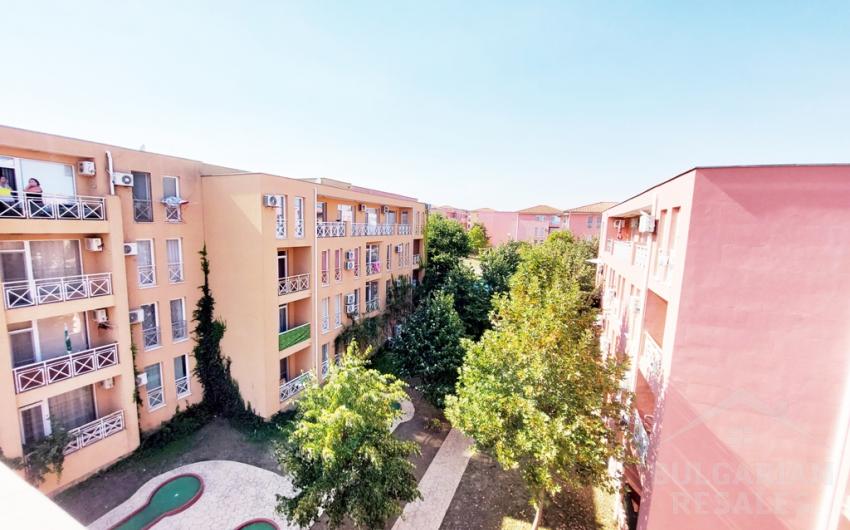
[480,240,527,294]
[422,214,471,293]
[385,275,415,336]
[276,342,420,529]
[393,291,465,406]
[446,233,627,528]
[467,223,490,254]
[441,264,492,339]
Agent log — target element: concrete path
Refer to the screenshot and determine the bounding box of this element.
[392,428,474,530]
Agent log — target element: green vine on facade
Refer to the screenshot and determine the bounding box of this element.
[21,420,70,486]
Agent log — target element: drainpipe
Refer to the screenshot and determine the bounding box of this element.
[105,151,115,195]
[312,185,320,379]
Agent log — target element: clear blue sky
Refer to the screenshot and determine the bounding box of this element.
[2,1,848,210]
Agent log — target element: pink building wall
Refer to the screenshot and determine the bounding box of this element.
[431,206,470,228]
[471,210,555,246]
[598,165,850,530]
[566,211,603,240]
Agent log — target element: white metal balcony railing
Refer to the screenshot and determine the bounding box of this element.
[605,239,614,253]
[13,343,119,393]
[640,332,664,397]
[317,221,346,238]
[397,224,411,235]
[275,213,286,239]
[365,298,379,312]
[366,262,381,275]
[346,303,359,315]
[142,326,161,350]
[294,217,305,238]
[172,320,188,341]
[63,410,125,455]
[412,254,421,267]
[280,371,312,402]
[321,269,329,285]
[176,376,191,398]
[137,265,156,287]
[350,223,399,237]
[168,262,184,283]
[146,386,165,410]
[321,359,329,378]
[633,410,650,465]
[0,192,106,221]
[612,240,633,262]
[278,273,310,295]
[334,267,342,282]
[3,273,112,309]
[164,204,182,223]
[334,311,342,328]
[321,315,330,333]
[634,244,650,269]
[133,199,153,222]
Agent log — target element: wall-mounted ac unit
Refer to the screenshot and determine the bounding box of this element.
[135,373,148,387]
[344,261,355,270]
[123,242,138,256]
[102,377,114,389]
[345,250,356,260]
[129,309,145,324]
[93,308,108,324]
[78,161,96,176]
[85,237,103,252]
[112,172,134,186]
[382,205,390,214]
[263,194,281,207]
[638,212,655,233]
[395,244,404,253]
[345,293,356,305]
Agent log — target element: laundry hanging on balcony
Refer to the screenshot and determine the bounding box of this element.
[161,196,189,222]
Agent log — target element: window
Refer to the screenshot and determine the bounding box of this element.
[166,238,183,283]
[19,159,76,197]
[334,249,342,282]
[337,204,353,224]
[596,216,602,227]
[321,343,330,377]
[279,357,290,382]
[366,207,378,226]
[536,215,545,222]
[316,202,327,223]
[386,244,392,270]
[586,216,593,228]
[366,244,380,274]
[10,313,89,368]
[162,176,181,222]
[19,404,46,446]
[136,239,156,287]
[144,363,164,410]
[29,240,83,280]
[170,298,187,342]
[132,172,153,222]
[277,250,288,278]
[401,211,409,225]
[278,304,289,333]
[385,210,396,226]
[334,294,342,328]
[49,385,96,430]
[141,303,160,350]
[365,281,379,312]
[551,215,560,224]
[174,355,190,398]
[294,197,305,238]
[162,176,180,199]
[321,297,330,333]
[353,247,361,278]
[275,195,287,239]
[321,250,329,285]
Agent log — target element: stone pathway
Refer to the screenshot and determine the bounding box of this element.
[392,428,474,530]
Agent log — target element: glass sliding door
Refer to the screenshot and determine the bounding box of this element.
[29,240,82,280]
[48,385,96,431]
[132,172,153,222]
[136,240,155,287]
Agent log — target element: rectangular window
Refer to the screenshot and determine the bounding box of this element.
[132,172,153,222]
[321,297,330,332]
[587,216,593,228]
[386,244,392,270]
[144,363,165,410]
[170,298,187,342]
[334,294,342,328]
[275,195,287,240]
[48,385,95,431]
[334,249,342,282]
[20,404,46,446]
[28,240,83,280]
[279,357,289,382]
[278,304,289,333]
[162,176,180,199]
[321,250,329,285]
[294,196,305,238]
[277,249,288,278]
[174,355,190,398]
[316,202,327,223]
[141,302,160,350]
[166,238,183,283]
[337,204,353,223]
[136,239,156,287]
[20,159,76,197]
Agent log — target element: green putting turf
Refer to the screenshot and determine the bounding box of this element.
[112,475,202,530]
[237,522,277,530]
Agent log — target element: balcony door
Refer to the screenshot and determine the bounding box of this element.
[385,210,396,226]
[19,158,75,197]
[136,240,155,287]
[277,250,288,279]
[278,304,289,333]
[132,172,153,222]
[20,385,96,447]
[29,240,82,280]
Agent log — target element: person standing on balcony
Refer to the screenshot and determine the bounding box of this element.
[0,175,13,203]
[24,178,43,198]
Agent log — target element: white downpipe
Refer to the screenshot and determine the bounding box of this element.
[105,151,115,195]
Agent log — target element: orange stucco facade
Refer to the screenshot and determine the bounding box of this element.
[0,125,426,493]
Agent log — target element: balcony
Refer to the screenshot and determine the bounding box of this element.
[176,376,191,398]
[2,273,112,310]
[639,333,664,397]
[171,320,189,342]
[12,343,119,394]
[397,224,411,235]
[63,410,126,455]
[142,326,161,350]
[280,371,312,402]
[634,244,649,269]
[317,222,346,238]
[278,273,310,296]
[168,262,184,283]
[351,224,395,237]
[366,261,382,275]
[278,323,310,351]
[0,193,106,221]
[137,265,156,287]
[365,298,379,313]
[631,410,650,466]
[133,199,153,222]
[412,254,421,268]
[612,240,632,262]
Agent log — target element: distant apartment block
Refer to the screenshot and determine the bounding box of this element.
[470,205,563,246]
[597,165,850,530]
[431,205,471,228]
[0,126,426,492]
[563,201,617,240]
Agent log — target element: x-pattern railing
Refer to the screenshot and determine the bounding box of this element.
[317,222,346,237]
[176,376,191,398]
[366,261,381,275]
[147,386,165,410]
[168,262,184,283]
[3,273,112,309]
[334,267,342,282]
[279,371,312,402]
[13,343,119,393]
[137,265,155,287]
[321,269,329,285]
[0,192,106,220]
[133,199,153,222]
[171,320,188,341]
[278,273,310,295]
[63,410,125,455]
[321,359,330,378]
[164,204,182,223]
[142,326,161,350]
[321,315,330,332]
[276,213,286,239]
[294,217,305,238]
[365,298,379,312]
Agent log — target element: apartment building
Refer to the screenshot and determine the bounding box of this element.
[597,165,850,530]
[0,125,427,492]
[431,205,470,228]
[562,201,616,240]
[470,205,562,246]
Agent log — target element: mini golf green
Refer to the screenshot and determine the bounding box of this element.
[236,520,279,530]
[110,474,204,530]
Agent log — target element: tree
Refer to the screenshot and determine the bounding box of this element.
[468,223,490,254]
[446,233,627,529]
[422,214,471,293]
[480,240,527,294]
[441,264,492,339]
[385,275,415,336]
[276,342,420,529]
[392,291,465,406]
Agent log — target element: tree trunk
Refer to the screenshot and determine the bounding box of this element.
[531,494,545,530]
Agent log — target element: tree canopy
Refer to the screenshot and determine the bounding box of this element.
[440,264,492,339]
[422,214,471,292]
[445,232,627,528]
[480,240,527,294]
[467,222,490,254]
[276,342,420,529]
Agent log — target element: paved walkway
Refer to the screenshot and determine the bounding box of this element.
[392,428,474,530]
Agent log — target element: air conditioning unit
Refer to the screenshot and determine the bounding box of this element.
[638,212,655,233]
[102,377,114,389]
[93,308,109,324]
[382,205,390,214]
[112,171,134,186]
[345,293,356,305]
[345,249,356,260]
[395,244,404,253]
[85,237,103,252]
[78,160,96,176]
[135,373,148,387]
[263,194,281,207]
[346,304,358,315]
[358,203,367,212]
[123,242,138,256]
[129,309,145,324]
[344,261,355,270]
